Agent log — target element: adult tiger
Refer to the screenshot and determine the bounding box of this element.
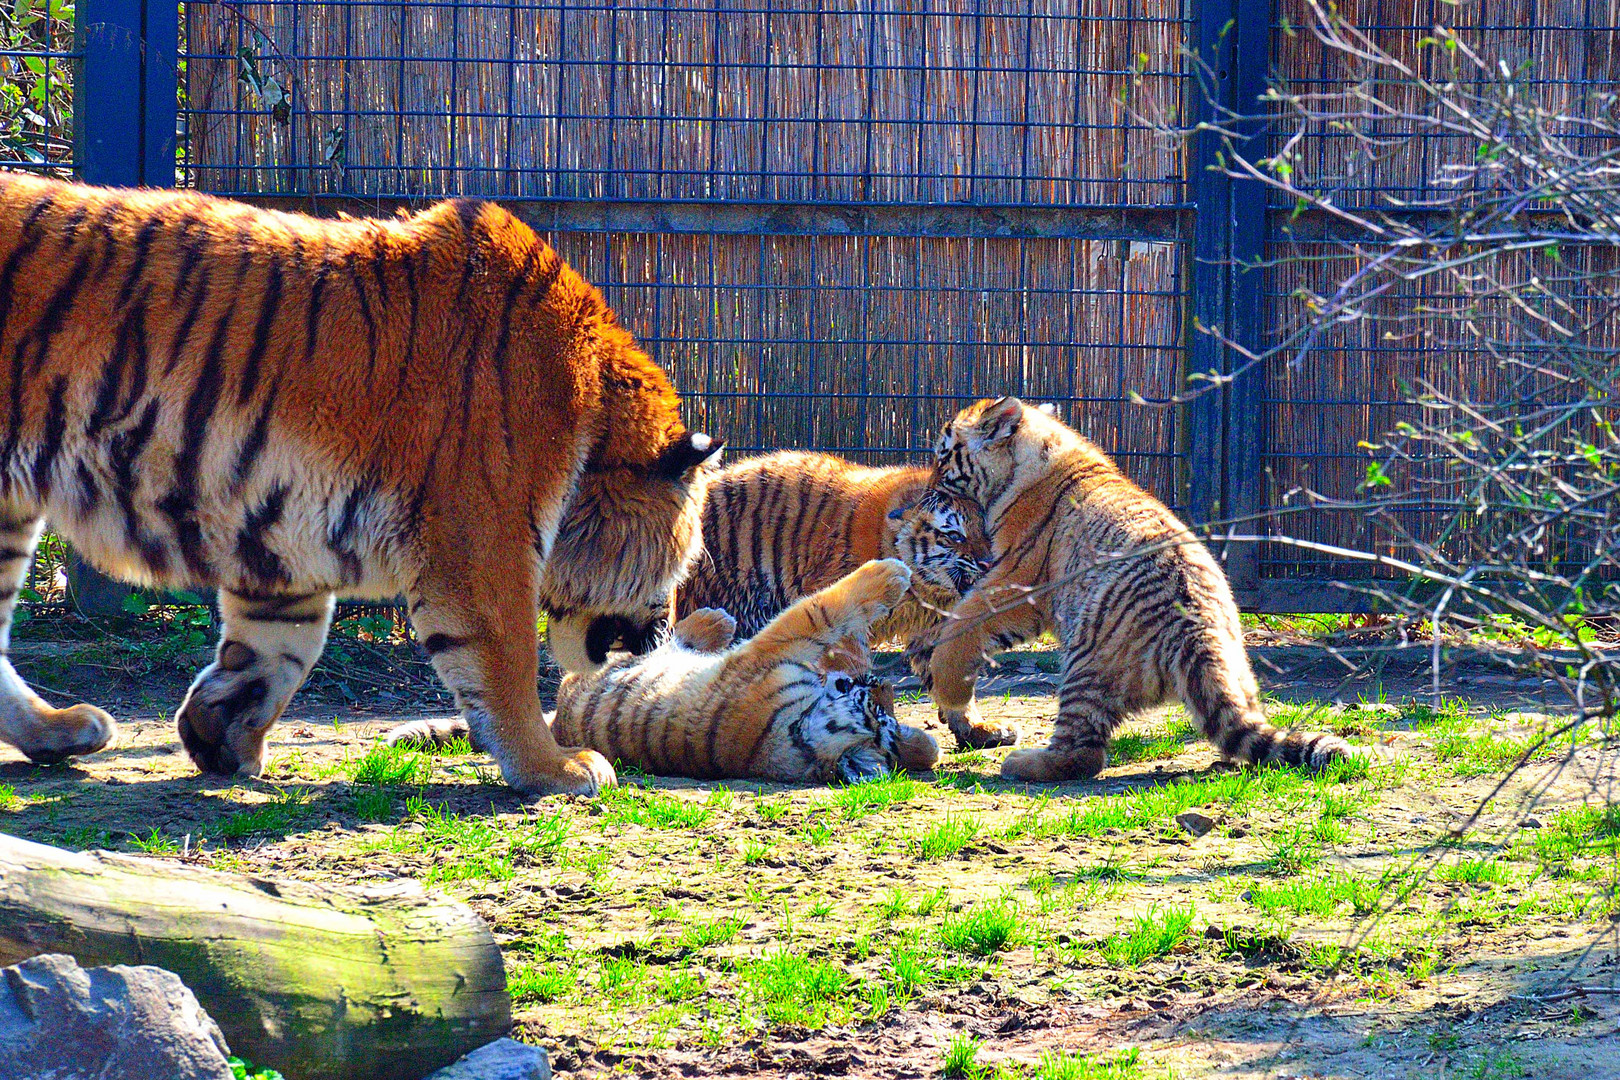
[675,451,989,644]
[0,173,720,795]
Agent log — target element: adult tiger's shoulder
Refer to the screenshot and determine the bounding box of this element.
[675,450,988,643]
[0,173,720,794]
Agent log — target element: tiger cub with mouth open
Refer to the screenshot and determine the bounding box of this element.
[676,451,989,644]
[553,559,939,782]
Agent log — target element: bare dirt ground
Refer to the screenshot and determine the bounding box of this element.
[3,635,1617,1080]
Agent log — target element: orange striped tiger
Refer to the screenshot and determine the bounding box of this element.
[918,396,1355,779]
[675,451,989,644]
[550,559,939,782]
[0,173,720,795]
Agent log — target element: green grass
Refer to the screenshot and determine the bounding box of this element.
[829,771,918,819]
[1433,727,1560,777]
[1530,803,1620,869]
[0,783,19,811]
[220,790,311,840]
[345,742,433,786]
[129,826,178,854]
[742,950,852,1027]
[1436,855,1512,885]
[1247,874,1381,918]
[916,813,981,859]
[942,1032,984,1079]
[349,787,394,823]
[1098,904,1196,967]
[1031,1048,1144,1080]
[681,915,742,950]
[598,787,713,829]
[1109,718,1198,765]
[509,963,578,1003]
[939,899,1024,956]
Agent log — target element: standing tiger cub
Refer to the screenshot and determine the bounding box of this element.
[0,174,720,795]
[919,397,1355,780]
[551,559,939,782]
[676,451,989,643]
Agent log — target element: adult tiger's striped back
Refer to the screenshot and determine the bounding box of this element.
[0,173,720,794]
[676,451,988,643]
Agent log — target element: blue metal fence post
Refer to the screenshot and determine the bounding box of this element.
[1185,0,1270,608]
[70,0,178,616]
[78,0,177,188]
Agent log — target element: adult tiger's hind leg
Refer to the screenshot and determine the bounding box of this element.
[177,591,334,777]
[0,515,117,763]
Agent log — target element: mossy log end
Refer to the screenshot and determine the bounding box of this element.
[0,832,510,1080]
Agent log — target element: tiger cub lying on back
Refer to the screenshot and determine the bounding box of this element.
[676,452,989,644]
[554,559,939,782]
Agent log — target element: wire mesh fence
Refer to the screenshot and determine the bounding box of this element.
[0,0,76,174]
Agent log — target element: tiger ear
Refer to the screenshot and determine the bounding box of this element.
[657,431,724,479]
[973,396,1024,446]
[1036,402,1058,417]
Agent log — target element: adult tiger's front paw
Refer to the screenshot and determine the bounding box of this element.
[176,647,288,776]
[506,747,617,798]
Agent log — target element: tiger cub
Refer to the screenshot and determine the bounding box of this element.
[676,451,989,644]
[0,174,720,795]
[553,559,940,782]
[918,396,1355,780]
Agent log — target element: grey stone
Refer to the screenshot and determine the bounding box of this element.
[425,1038,552,1080]
[1175,810,1217,838]
[0,953,233,1080]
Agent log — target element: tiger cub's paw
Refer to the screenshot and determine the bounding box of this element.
[386,716,475,750]
[508,747,617,798]
[8,703,118,765]
[894,723,940,772]
[672,608,737,652]
[941,703,1019,751]
[1001,745,1107,783]
[848,558,913,619]
[831,744,894,785]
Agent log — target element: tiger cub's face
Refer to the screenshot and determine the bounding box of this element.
[812,671,903,784]
[933,396,1046,507]
[889,489,990,599]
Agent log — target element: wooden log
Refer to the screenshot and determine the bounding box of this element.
[0,833,510,1080]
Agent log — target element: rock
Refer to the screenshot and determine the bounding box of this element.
[1175,810,1216,838]
[0,953,232,1080]
[425,1039,551,1080]
[1520,817,1544,829]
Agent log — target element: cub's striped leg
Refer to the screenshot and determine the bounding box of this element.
[404,577,614,797]
[0,515,117,764]
[1000,656,1118,782]
[746,559,913,661]
[921,582,1040,751]
[176,591,334,777]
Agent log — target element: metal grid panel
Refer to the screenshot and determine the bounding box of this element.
[1261,6,1620,585]
[180,0,1188,206]
[0,0,76,174]
[1270,0,1620,210]
[557,232,1189,504]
